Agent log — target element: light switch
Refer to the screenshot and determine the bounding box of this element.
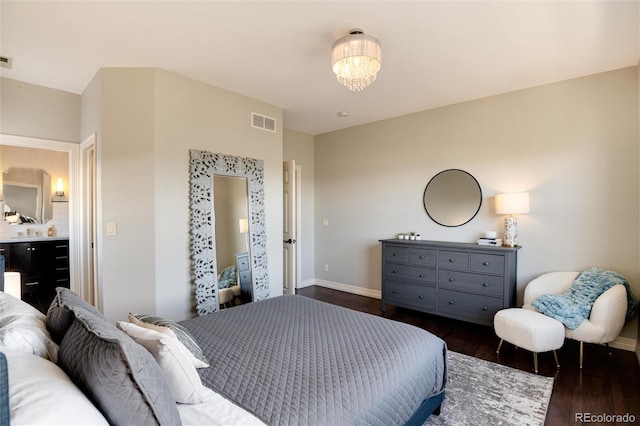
[322,218,329,226]
[106,222,117,236]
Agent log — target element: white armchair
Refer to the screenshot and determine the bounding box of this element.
[523,271,629,369]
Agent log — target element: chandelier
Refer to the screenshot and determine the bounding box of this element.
[331,28,382,91]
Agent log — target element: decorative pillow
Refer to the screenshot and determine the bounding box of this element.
[2,349,108,425]
[117,321,206,404]
[0,292,59,361]
[56,299,181,425]
[129,313,209,368]
[0,352,8,426]
[46,286,104,345]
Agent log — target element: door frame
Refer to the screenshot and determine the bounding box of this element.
[0,134,80,295]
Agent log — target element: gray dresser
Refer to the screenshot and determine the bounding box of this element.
[380,239,520,326]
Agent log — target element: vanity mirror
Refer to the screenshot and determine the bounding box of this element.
[423,169,482,227]
[189,150,268,315]
[2,167,53,224]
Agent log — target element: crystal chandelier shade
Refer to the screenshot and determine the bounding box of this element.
[331,29,382,91]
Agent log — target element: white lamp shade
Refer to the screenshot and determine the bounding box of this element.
[495,192,530,215]
[3,272,21,299]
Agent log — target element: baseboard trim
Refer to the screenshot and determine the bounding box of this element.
[609,336,637,352]
[299,279,381,300]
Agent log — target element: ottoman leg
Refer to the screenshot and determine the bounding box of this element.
[496,339,504,355]
[553,350,560,369]
[533,352,538,374]
[579,341,584,370]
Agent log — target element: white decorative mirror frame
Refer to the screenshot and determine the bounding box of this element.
[189,150,268,315]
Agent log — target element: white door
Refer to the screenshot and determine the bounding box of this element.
[283,160,296,295]
[80,134,99,309]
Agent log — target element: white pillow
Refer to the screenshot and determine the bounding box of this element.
[4,348,108,425]
[0,292,58,361]
[116,321,206,404]
[127,313,209,368]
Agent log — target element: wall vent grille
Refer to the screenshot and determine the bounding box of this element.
[251,112,276,132]
[0,56,13,69]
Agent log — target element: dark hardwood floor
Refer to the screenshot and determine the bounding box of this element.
[297,286,640,426]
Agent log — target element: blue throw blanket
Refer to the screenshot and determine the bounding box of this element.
[532,268,637,329]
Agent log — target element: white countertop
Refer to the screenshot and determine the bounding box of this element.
[0,237,69,243]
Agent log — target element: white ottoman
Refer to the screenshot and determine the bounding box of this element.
[494,308,565,373]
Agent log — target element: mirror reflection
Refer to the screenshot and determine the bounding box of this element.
[2,167,52,224]
[214,175,253,306]
[189,149,268,315]
[423,169,482,227]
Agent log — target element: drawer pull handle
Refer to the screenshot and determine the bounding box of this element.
[483,262,489,266]
[419,255,425,259]
[393,253,398,256]
[26,282,39,286]
[448,300,454,304]
[392,290,397,294]
[419,274,424,278]
[449,258,455,262]
[393,270,398,274]
[482,307,488,311]
[449,278,455,282]
[418,295,424,299]
[482,283,489,287]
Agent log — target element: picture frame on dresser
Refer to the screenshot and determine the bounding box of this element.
[380,239,520,326]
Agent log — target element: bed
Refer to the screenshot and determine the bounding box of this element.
[0,284,446,425]
[180,295,447,425]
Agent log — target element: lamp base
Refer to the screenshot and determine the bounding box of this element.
[504,216,518,247]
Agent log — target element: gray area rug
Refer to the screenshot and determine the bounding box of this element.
[425,351,554,426]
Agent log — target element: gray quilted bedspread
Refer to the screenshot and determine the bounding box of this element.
[180,295,447,426]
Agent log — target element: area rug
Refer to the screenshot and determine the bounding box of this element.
[424,351,554,426]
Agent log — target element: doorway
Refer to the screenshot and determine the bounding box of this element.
[283,160,301,295]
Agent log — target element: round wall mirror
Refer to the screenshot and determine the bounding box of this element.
[423,169,482,227]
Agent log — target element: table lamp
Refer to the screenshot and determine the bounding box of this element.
[3,272,21,299]
[495,192,530,247]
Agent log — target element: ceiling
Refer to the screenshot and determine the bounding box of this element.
[1,1,638,136]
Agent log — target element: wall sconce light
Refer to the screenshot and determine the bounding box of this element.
[495,192,530,247]
[56,178,65,197]
[3,272,21,299]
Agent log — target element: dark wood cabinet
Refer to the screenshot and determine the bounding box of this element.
[380,239,520,326]
[1,239,70,312]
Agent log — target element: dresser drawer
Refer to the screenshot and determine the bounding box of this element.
[437,289,503,323]
[236,255,250,271]
[384,246,410,263]
[385,263,436,285]
[470,253,505,275]
[438,250,469,271]
[409,249,437,267]
[438,270,504,297]
[384,280,435,311]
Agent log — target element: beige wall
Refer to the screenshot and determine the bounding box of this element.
[0,77,80,142]
[81,68,283,322]
[314,67,639,343]
[283,128,315,282]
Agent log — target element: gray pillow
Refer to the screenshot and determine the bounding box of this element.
[46,287,103,345]
[131,314,208,367]
[58,309,181,426]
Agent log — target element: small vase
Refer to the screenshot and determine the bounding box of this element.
[410,236,416,240]
[415,235,421,240]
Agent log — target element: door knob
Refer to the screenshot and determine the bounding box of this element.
[283,239,297,244]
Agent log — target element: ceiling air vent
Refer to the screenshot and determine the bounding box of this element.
[0,56,13,69]
[251,112,276,133]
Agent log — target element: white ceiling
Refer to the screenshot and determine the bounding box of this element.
[1,1,638,136]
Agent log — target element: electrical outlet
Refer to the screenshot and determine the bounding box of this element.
[323,264,329,272]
